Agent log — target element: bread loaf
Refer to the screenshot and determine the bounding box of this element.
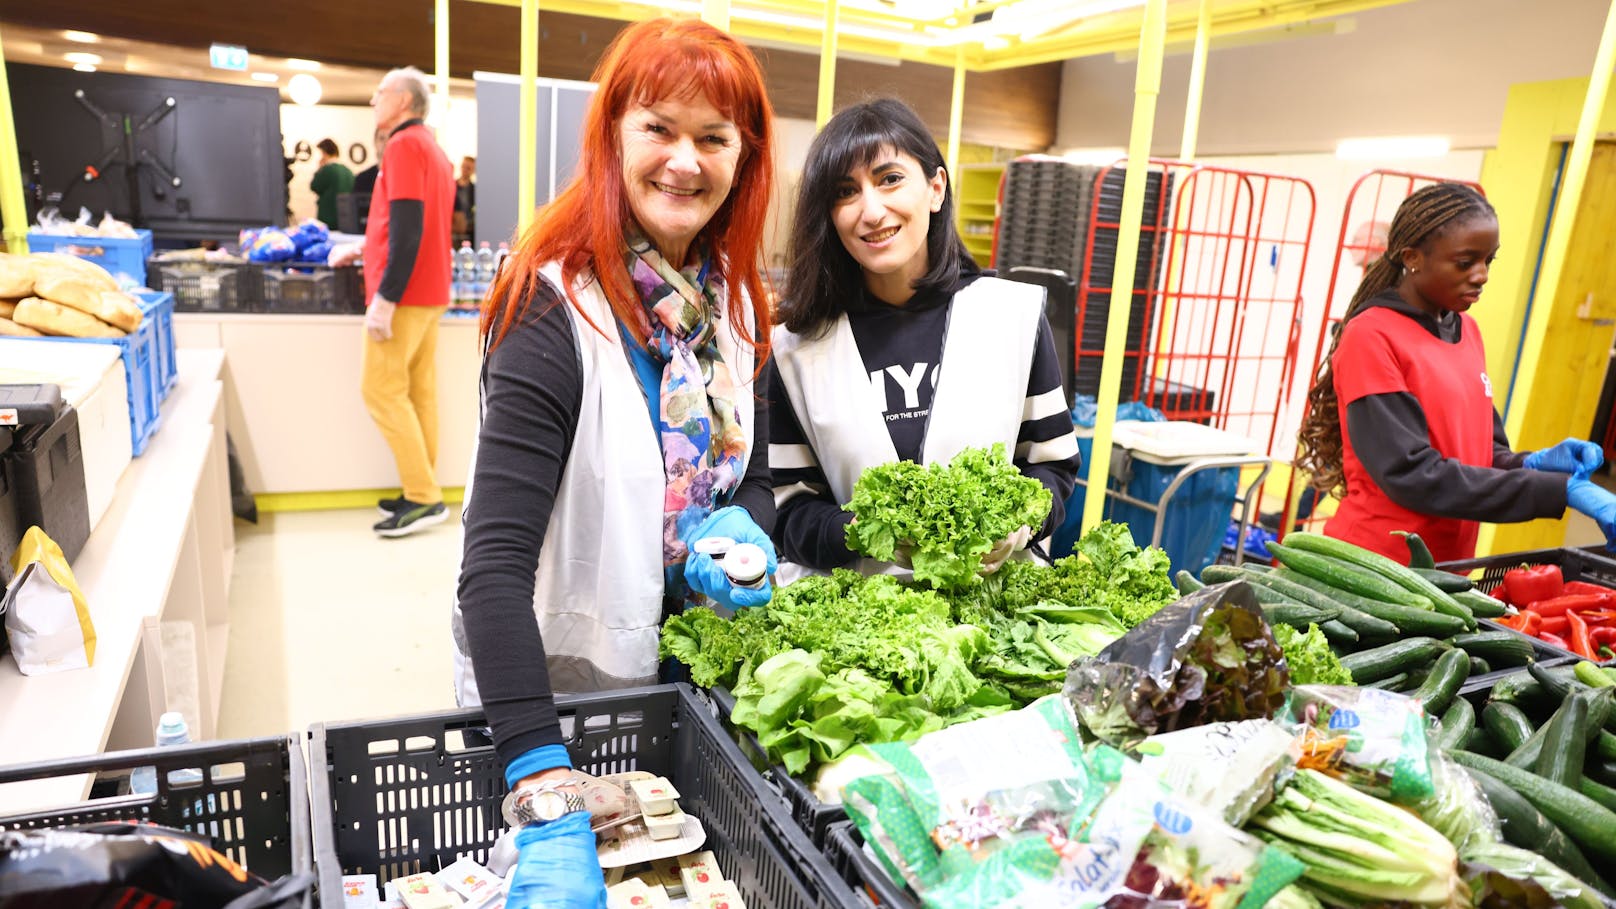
[0,253,36,297]
[12,296,125,338]
[0,298,18,319]
[32,272,142,332]
[0,314,42,336]
[31,252,117,291]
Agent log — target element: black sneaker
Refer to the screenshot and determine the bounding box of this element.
[377,495,407,517]
[373,500,449,537]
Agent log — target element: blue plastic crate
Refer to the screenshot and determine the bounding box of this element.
[28,229,155,286]
[46,315,163,456]
[134,289,177,397]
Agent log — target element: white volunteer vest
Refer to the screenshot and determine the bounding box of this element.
[771,276,1045,582]
[453,262,757,701]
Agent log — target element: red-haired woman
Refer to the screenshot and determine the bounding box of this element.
[451,18,777,902]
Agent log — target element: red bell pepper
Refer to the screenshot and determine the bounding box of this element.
[1524,593,1608,617]
[1564,580,1616,596]
[1568,610,1598,659]
[1541,631,1570,649]
[1502,564,1564,605]
[1541,615,1569,635]
[1592,626,1616,648]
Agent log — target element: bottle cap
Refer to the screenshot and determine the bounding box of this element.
[723,543,768,586]
[691,536,735,556]
[156,711,190,745]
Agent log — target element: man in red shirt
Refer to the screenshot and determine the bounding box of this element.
[358,65,455,537]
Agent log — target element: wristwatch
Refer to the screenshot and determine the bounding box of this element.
[501,781,587,827]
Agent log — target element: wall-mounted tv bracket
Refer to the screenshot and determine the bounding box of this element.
[71,90,182,227]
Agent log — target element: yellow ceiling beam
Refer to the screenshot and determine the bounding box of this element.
[464,0,1416,73]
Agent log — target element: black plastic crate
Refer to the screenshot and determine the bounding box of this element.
[0,734,313,908]
[10,404,90,566]
[706,688,846,849]
[825,822,916,908]
[1458,654,1578,699]
[308,684,857,909]
[147,259,262,313]
[1437,545,1616,592]
[0,429,22,589]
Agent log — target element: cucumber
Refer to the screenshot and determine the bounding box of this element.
[1282,531,1477,629]
[1236,571,1343,623]
[1480,701,1535,753]
[1413,566,1473,593]
[1410,648,1470,715]
[1199,565,1248,585]
[1583,777,1616,814]
[1600,729,1616,761]
[1393,530,1437,570]
[1535,688,1594,786]
[1452,588,1509,618]
[1243,562,1272,573]
[1317,619,1359,646]
[1175,570,1204,595]
[1262,603,1335,630]
[1267,542,1435,608]
[1576,660,1616,689]
[1338,637,1449,685]
[1268,564,1466,636]
[1450,750,1616,867]
[1467,656,1492,676]
[1436,697,1475,752]
[1269,569,1401,637]
[1448,631,1537,667]
[1365,672,1409,690]
[1465,766,1614,894]
[1505,720,1549,769]
[1529,660,1579,701]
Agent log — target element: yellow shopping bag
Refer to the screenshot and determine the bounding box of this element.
[3,525,96,674]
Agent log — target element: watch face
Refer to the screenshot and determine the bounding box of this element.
[532,789,571,822]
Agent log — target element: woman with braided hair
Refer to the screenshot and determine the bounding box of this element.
[1296,181,1616,564]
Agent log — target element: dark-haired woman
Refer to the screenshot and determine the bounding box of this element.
[1298,181,1616,564]
[769,97,1081,581]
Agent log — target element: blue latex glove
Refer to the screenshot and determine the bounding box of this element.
[682,506,779,610]
[1525,438,1604,476]
[1568,475,1616,544]
[507,812,606,909]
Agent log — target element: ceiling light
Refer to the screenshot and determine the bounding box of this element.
[287,73,323,106]
[72,63,97,73]
[63,30,99,43]
[982,35,1011,51]
[64,52,102,66]
[286,58,322,71]
[250,71,279,82]
[1335,136,1451,160]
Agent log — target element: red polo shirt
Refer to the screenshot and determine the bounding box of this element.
[364,121,454,307]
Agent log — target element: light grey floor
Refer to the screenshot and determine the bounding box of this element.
[215,507,463,740]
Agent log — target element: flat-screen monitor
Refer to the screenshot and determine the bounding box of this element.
[4,62,286,244]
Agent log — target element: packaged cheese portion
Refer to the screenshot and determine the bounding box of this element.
[32,251,118,290]
[32,272,141,332]
[12,297,124,338]
[691,881,745,909]
[392,872,456,909]
[643,806,686,841]
[629,777,679,816]
[0,253,36,297]
[678,851,725,901]
[0,315,42,336]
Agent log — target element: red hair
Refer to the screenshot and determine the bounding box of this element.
[482,17,775,359]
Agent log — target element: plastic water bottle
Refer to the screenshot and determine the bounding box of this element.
[130,711,204,795]
[455,241,477,305]
[475,241,496,302]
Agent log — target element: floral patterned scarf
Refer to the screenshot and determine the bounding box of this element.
[625,231,749,568]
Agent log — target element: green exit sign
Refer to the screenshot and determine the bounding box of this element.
[209,44,248,71]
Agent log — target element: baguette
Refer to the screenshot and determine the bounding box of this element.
[0,252,36,297]
[0,314,42,336]
[31,252,117,291]
[12,296,125,338]
[32,272,142,331]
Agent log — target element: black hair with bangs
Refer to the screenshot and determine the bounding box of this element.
[780,97,979,337]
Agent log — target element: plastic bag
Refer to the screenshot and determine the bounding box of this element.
[0,821,312,909]
[285,219,329,253]
[1069,395,1166,430]
[1282,685,1434,802]
[2,526,96,676]
[240,227,297,263]
[1415,754,1500,852]
[1133,719,1298,826]
[96,212,139,239]
[1063,581,1290,749]
[1460,842,1607,909]
[840,696,1113,903]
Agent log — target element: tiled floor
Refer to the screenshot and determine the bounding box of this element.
[215,506,464,740]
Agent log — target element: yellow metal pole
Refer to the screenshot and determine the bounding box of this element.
[702,0,731,29]
[945,46,965,192]
[816,0,840,128]
[0,25,28,253]
[1081,0,1168,534]
[435,0,450,140]
[1179,0,1210,161]
[1478,0,1616,556]
[518,0,539,233]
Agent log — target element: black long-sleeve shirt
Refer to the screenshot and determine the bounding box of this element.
[1343,293,1566,521]
[771,274,1081,569]
[457,281,774,766]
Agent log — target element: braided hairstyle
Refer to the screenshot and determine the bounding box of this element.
[1297,182,1496,496]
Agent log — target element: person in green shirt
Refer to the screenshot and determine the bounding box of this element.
[310,138,355,228]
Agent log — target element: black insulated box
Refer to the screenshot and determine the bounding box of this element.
[0,430,23,588]
[10,405,91,567]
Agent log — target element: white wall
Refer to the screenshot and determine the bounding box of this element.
[279,99,478,226]
[1057,0,1610,157]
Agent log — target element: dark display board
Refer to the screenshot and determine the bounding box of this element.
[5,63,286,244]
